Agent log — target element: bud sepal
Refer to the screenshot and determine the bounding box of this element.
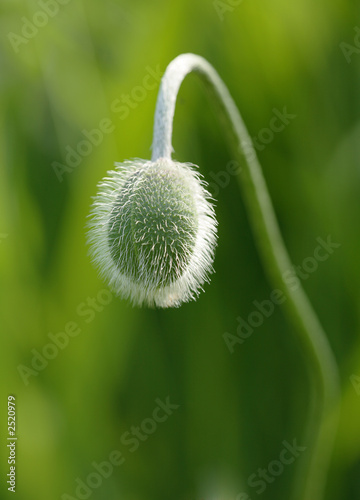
[87,158,217,308]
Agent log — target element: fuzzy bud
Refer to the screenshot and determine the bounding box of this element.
[87,158,217,307]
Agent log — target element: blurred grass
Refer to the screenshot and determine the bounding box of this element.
[0,0,360,499]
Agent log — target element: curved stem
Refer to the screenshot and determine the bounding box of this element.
[151,53,340,500]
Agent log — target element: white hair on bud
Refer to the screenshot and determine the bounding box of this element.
[87,158,217,308]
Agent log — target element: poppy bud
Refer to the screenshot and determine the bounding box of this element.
[87,157,217,307]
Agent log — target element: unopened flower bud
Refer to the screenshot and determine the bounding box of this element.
[87,158,217,307]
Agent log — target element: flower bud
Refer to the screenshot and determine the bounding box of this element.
[87,158,217,307]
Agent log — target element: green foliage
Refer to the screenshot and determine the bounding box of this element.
[0,0,360,499]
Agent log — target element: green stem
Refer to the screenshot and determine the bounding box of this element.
[151,53,340,500]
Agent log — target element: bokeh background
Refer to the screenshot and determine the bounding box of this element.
[1,0,360,499]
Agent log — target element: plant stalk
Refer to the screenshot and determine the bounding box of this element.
[151,53,340,500]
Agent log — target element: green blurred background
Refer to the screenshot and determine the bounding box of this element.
[1,0,360,499]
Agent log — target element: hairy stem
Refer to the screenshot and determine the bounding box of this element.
[151,53,340,500]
